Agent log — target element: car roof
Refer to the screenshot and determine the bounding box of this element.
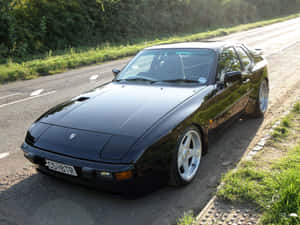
[144,41,237,51]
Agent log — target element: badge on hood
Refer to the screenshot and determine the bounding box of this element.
[69,133,77,140]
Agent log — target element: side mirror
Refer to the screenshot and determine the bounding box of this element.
[224,71,242,83]
[112,68,121,77]
[254,48,263,56]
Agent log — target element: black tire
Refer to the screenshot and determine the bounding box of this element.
[250,79,269,118]
[169,125,203,186]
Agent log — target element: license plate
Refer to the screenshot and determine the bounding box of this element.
[45,159,78,176]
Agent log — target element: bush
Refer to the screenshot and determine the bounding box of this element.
[0,0,299,61]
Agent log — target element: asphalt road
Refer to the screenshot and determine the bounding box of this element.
[0,17,300,225]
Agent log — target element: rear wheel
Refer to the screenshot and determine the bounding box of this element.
[251,79,269,117]
[169,126,202,186]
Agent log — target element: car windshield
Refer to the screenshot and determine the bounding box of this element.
[116,49,216,85]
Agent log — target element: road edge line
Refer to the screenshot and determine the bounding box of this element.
[0,90,56,109]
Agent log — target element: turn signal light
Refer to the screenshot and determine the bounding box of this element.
[115,170,133,181]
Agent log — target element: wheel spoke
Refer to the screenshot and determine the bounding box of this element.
[178,144,184,155]
[178,154,183,168]
[183,159,189,174]
[193,148,199,158]
[187,149,193,159]
[184,134,192,148]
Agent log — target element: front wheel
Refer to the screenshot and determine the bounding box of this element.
[169,126,203,186]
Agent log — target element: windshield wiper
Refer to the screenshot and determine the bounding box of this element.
[116,78,156,83]
[158,79,200,83]
[116,78,201,84]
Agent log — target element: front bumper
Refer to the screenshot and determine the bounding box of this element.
[21,142,150,193]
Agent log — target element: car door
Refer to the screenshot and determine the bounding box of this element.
[203,47,247,130]
[234,45,254,109]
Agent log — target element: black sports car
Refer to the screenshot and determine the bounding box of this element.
[22,42,269,189]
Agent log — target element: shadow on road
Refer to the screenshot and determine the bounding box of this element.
[0,117,263,225]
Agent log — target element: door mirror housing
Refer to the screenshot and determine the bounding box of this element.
[254,48,263,56]
[224,71,242,83]
[112,68,121,77]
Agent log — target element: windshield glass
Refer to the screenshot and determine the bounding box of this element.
[116,49,216,84]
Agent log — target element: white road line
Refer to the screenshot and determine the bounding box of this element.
[89,69,115,80]
[102,70,112,73]
[30,89,44,96]
[0,90,56,109]
[0,152,10,159]
[89,75,99,80]
[0,93,21,100]
[279,41,299,52]
[265,41,299,57]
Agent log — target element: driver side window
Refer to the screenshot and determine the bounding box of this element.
[217,48,241,82]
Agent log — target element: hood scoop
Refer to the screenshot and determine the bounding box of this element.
[76,96,90,102]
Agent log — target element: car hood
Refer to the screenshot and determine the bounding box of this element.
[39,83,204,137]
[33,83,206,162]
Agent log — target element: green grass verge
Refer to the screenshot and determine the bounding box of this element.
[271,114,292,140]
[218,102,300,225]
[0,13,300,85]
[176,211,195,225]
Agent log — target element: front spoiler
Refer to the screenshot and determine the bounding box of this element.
[20,142,150,193]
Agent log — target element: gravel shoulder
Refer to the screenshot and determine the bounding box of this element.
[196,99,300,225]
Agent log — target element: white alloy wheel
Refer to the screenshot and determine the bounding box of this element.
[177,129,202,182]
[259,79,269,113]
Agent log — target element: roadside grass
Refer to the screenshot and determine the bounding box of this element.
[0,13,300,84]
[217,101,300,225]
[176,211,195,225]
[293,102,300,113]
[271,114,292,140]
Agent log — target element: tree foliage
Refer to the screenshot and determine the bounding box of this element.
[0,0,299,59]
